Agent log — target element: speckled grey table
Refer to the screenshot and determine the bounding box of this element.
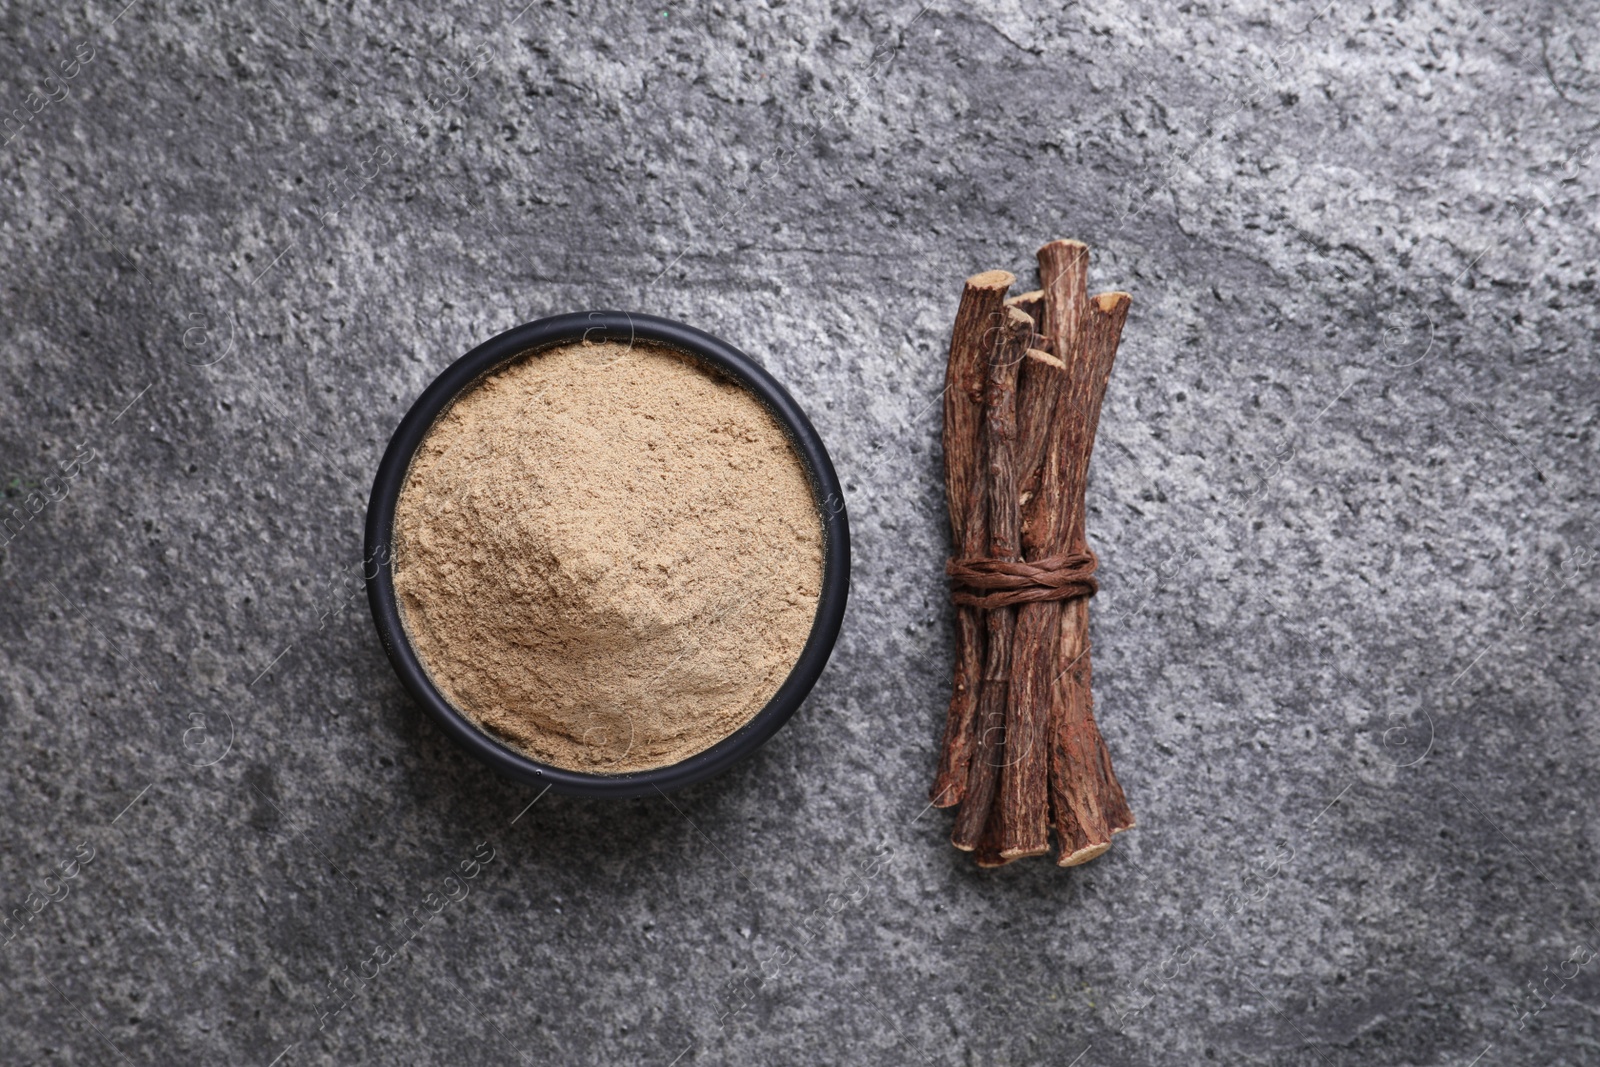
[3,1,1598,1064]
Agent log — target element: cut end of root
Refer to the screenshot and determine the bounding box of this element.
[967,269,1016,290]
[998,845,1052,861]
[1057,841,1112,867]
[1091,291,1132,313]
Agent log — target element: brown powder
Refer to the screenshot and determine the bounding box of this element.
[391,339,824,773]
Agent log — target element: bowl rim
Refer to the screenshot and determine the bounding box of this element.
[364,310,851,798]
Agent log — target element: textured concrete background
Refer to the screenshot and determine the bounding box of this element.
[2,0,1597,1064]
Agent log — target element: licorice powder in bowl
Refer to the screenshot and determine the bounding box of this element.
[390,338,824,774]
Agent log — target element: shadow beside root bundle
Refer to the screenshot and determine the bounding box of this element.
[931,239,1136,868]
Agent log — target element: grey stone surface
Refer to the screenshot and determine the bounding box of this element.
[1,0,1597,1063]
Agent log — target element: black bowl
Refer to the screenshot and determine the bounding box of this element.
[364,311,850,798]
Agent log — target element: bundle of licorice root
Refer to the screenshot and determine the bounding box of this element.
[930,239,1135,868]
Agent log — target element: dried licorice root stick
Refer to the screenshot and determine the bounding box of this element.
[978,245,1086,862]
[1006,290,1049,353]
[973,790,1010,869]
[972,344,1062,868]
[1016,243,1083,509]
[994,353,1079,860]
[1037,242,1087,362]
[931,269,1015,808]
[951,306,1032,852]
[1050,291,1136,867]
